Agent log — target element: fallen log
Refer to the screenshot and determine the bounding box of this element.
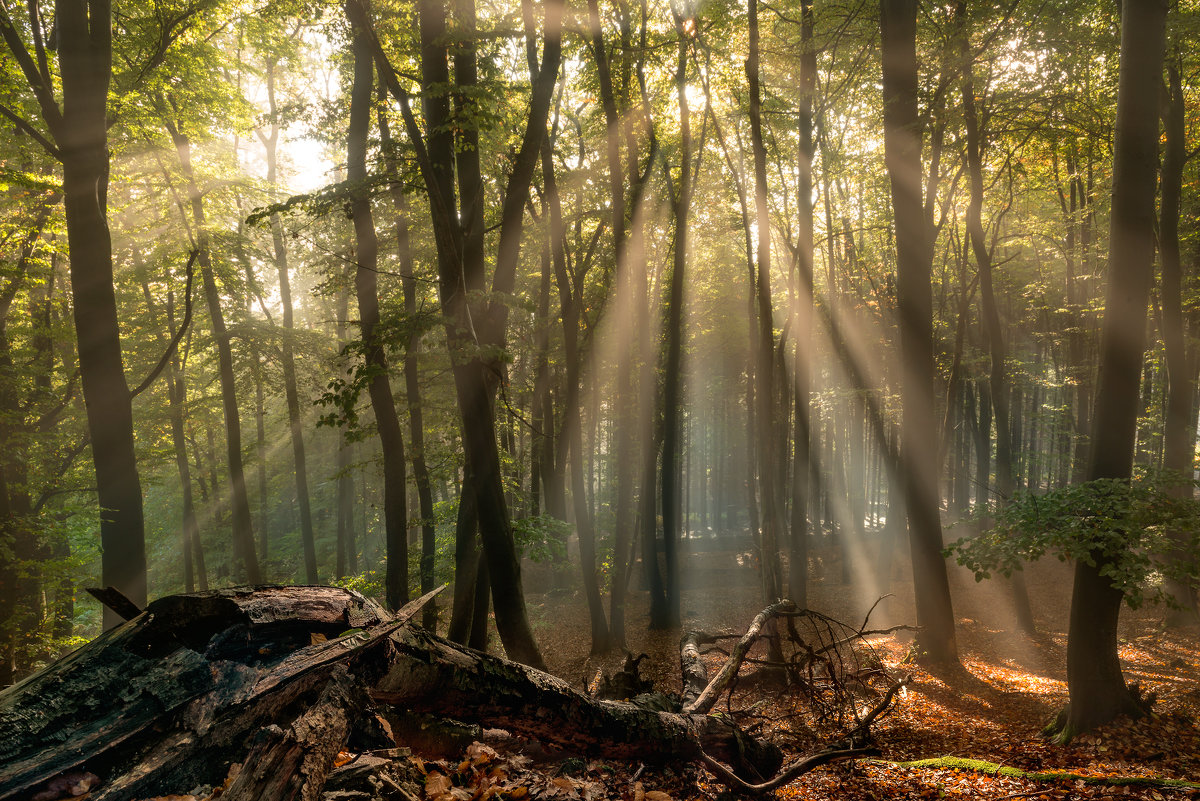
[0,586,783,800]
[373,625,783,779]
[0,585,418,801]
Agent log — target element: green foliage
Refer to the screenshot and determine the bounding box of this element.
[511,514,569,564]
[947,473,1200,609]
[330,568,386,601]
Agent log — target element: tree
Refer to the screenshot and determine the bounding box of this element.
[1049,0,1168,741]
[345,9,409,612]
[0,1,148,628]
[880,0,957,665]
[258,49,320,585]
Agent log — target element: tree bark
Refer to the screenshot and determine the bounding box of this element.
[1158,54,1198,628]
[880,0,957,665]
[0,585,782,800]
[1054,0,1167,741]
[0,585,395,801]
[747,0,783,613]
[659,4,692,631]
[788,0,816,606]
[167,124,260,585]
[380,105,438,630]
[261,58,319,585]
[59,1,148,627]
[346,17,408,612]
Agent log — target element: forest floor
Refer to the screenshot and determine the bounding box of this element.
[504,533,1200,800]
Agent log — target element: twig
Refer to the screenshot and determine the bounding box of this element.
[699,746,878,795]
[848,675,911,738]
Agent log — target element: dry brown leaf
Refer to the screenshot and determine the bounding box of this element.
[643,791,673,801]
[425,771,453,797]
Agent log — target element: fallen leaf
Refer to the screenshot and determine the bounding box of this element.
[426,771,453,797]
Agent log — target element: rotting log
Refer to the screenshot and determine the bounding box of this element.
[373,626,783,780]
[220,664,359,801]
[0,585,410,801]
[680,632,717,707]
[1,585,784,800]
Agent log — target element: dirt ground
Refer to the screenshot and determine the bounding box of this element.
[516,535,1200,800]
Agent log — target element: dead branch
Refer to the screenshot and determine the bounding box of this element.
[684,600,797,714]
[699,746,878,795]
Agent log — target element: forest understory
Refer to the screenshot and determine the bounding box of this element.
[519,541,1200,800]
[5,536,1200,801]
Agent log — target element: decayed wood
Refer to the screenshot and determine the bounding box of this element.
[221,664,360,801]
[680,632,717,708]
[0,586,412,801]
[4,587,890,800]
[372,626,783,779]
[684,600,796,715]
[85,586,143,621]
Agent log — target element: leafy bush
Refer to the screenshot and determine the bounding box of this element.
[946,473,1200,609]
[511,514,569,564]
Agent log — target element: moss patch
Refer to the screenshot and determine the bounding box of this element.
[872,756,1200,789]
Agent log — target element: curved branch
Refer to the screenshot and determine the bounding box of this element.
[700,746,878,795]
[129,250,197,399]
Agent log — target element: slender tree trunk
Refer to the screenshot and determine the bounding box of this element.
[168,125,261,585]
[747,0,782,610]
[346,20,408,611]
[956,3,1033,634]
[260,60,319,584]
[379,108,439,630]
[659,3,692,629]
[788,0,816,605]
[406,0,548,667]
[880,0,957,665]
[1158,55,1199,628]
[1053,0,1167,741]
[334,272,355,579]
[163,287,206,592]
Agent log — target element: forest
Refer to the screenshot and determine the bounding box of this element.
[1,0,1200,798]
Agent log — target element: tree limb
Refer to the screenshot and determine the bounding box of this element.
[129,250,198,399]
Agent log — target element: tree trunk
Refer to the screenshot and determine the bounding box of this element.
[880,0,957,665]
[59,3,148,627]
[747,0,783,612]
[380,107,438,630]
[0,586,781,800]
[956,2,1034,635]
[1158,55,1199,628]
[346,18,408,612]
[168,125,260,585]
[659,4,692,629]
[335,272,356,579]
[788,0,816,606]
[261,59,319,585]
[1053,0,1167,742]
